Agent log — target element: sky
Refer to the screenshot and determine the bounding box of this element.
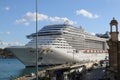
[0,0,120,48]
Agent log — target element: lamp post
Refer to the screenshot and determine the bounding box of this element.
[73,50,75,63]
[35,0,38,80]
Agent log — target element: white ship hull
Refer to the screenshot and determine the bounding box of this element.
[6,46,108,67]
[5,24,109,67]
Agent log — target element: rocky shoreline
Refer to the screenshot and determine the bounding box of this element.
[0,48,15,58]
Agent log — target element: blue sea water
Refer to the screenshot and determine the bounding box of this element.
[0,59,49,80]
[0,59,25,80]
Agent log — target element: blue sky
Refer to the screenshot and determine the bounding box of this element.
[0,0,120,47]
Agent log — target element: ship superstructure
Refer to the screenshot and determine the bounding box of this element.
[6,24,108,67]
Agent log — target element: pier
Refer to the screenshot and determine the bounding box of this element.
[15,61,107,80]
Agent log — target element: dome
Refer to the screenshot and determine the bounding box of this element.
[110,17,118,25]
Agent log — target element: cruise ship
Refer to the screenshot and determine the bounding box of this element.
[6,24,108,67]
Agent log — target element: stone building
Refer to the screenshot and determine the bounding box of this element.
[107,18,118,72]
[107,18,120,79]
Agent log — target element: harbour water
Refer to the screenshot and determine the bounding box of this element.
[0,59,48,80]
[0,59,24,80]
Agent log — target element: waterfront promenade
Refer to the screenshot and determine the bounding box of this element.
[15,61,114,80]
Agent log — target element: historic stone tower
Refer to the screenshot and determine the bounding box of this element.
[107,18,120,79]
[108,18,118,71]
[110,17,119,42]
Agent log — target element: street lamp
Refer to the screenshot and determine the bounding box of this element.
[73,50,75,63]
[35,0,38,80]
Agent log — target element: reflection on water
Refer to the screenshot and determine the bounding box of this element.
[0,59,49,80]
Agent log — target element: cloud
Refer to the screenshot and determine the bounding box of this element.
[23,12,48,21]
[76,9,99,19]
[90,32,96,35]
[49,16,76,25]
[15,12,76,26]
[6,32,11,35]
[15,12,48,26]
[15,18,29,26]
[0,41,24,49]
[0,31,11,35]
[3,6,10,11]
